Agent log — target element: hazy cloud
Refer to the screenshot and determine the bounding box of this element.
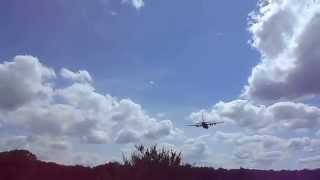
[0,135,73,164]
[299,155,320,169]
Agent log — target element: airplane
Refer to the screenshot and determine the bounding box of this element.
[185,113,224,129]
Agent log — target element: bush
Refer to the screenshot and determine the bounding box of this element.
[122,144,182,167]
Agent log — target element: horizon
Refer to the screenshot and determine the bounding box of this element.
[1,148,319,171]
[1,0,320,170]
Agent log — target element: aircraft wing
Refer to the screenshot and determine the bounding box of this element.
[207,121,224,126]
[185,123,201,127]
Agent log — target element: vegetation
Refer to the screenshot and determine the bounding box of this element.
[122,144,182,167]
[0,146,320,180]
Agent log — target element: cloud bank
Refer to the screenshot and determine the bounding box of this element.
[190,0,320,169]
[0,55,177,164]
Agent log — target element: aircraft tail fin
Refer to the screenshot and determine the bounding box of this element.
[202,112,205,122]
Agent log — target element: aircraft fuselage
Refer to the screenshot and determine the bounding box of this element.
[202,122,209,129]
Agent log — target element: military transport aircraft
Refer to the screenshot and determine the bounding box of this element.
[185,113,224,129]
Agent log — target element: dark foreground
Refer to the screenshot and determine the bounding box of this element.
[1,150,320,180]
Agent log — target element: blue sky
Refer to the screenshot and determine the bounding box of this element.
[2,0,320,169]
[0,0,258,115]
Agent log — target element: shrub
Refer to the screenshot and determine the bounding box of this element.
[122,144,182,167]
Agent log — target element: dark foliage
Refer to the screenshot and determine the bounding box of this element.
[0,146,320,180]
[122,144,182,167]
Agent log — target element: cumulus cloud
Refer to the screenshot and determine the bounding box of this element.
[215,131,284,149]
[266,101,320,131]
[0,55,55,110]
[214,131,301,168]
[176,132,288,168]
[144,120,173,139]
[114,129,140,144]
[0,55,179,164]
[243,0,320,101]
[180,135,211,164]
[186,0,320,169]
[190,100,320,133]
[211,130,320,169]
[60,68,92,83]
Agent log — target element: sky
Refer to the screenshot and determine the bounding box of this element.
[1,0,320,170]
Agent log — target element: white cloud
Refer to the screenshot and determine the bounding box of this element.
[132,0,144,9]
[267,101,320,131]
[81,130,110,144]
[122,0,145,10]
[0,55,55,111]
[144,120,173,139]
[180,135,211,164]
[60,68,92,83]
[213,131,306,169]
[185,1,320,169]
[114,129,140,144]
[299,155,320,169]
[177,133,290,168]
[148,80,155,86]
[0,55,179,164]
[190,100,320,133]
[214,131,286,151]
[212,130,320,169]
[185,0,320,169]
[109,11,118,16]
[0,135,73,164]
[287,137,312,152]
[3,1,320,170]
[244,0,320,101]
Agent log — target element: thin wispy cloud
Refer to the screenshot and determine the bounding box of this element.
[122,0,145,10]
